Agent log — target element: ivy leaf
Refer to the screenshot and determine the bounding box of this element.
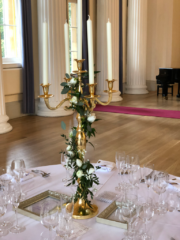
[61,121,66,130]
[88,142,94,149]
[61,82,68,86]
[61,87,70,94]
[77,101,84,106]
[65,73,70,78]
[87,123,92,132]
[73,129,77,136]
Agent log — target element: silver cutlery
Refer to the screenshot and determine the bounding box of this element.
[31,170,50,178]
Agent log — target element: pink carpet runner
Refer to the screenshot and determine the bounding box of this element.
[94,105,180,119]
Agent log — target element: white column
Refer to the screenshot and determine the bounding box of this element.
[126,0,148,94]
[0,36,12,134]
[37,0,73,117]
[96,0,122,102]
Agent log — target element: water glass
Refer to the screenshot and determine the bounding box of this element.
[121,194,137,240]
[153,171,168,215]
[9,182,26,233]
[0,194,8,237]
[167,192,177,212]
[41,200,59,240]
[139,201,154,240]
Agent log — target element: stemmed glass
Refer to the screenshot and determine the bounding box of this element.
[0,194,9,237]
[41,200,59,240]
[10,159,26,200]
[121,194,137,240]
[61,153,68,183]
[56,195,74,240]
[115,152,126,191]
[129,169,141,189]
[130,154,140,172]
[153,171,168,215]
[9,182,26,233]
[143,163,154,199]
[139,201,154,240]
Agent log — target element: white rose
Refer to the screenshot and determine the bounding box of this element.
[88,168,95,175]
[69,78,77,85]
[76,159,82,167]
[66,145,72,151]
[76,170,83,178]
[70,96,78,105]
[67,151,74,157]
[69,130,73,138]
[87,113,96,123]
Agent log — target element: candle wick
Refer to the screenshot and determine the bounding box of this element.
[88,15,90,20]
[108,18,110,22]
[66,19,67,23]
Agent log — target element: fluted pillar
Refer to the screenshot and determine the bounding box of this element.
[0,38,12,134]
[37,0,73,117]
[126,0,148,94]
[96,0,122,102]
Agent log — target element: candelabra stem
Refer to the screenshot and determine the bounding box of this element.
[44,98,70,110]
[95,93,112,106]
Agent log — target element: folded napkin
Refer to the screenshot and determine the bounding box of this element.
[95,160,116,172]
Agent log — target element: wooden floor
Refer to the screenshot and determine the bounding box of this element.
[1,88,180,176]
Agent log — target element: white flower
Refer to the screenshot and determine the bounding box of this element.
[70,96,78,105]
[87,113,96,123]
[76,170,83,178]
[69,131,73,138]
[69,78,77,85]
[88,168,95,175]
[67,151,74,157]
[66,145,72,151]
[76,159,82,167]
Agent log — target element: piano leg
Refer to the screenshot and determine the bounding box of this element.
[177,82,180,98]
[162,83,168,100]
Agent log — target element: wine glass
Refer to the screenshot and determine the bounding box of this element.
[130,154,140,172]
[9,182,26,233]
[129,169,141,189]
[10,159,26,200]
[0,194,9,237]
[153,171,168,215]
[61,154,68,183]
[0,184,13,230]
[40,200,59,240]
[56,214,73,240]
[121,194,137,240]
[139,201,154,240]
[0,167,13,186]
[142,162,154,183]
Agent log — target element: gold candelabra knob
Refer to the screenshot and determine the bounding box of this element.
[104,79,118,93]
[38,83,54,99]
[84,83,100,99]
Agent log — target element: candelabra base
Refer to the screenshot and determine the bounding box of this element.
[73,199,99,220]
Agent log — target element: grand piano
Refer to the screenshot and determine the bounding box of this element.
[156,68,180,99]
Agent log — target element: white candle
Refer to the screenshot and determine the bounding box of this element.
[87,16,94,84]
[64,20,70,75]
[43,22,48,85]
[107,19,112,80]
[77,0,82,60]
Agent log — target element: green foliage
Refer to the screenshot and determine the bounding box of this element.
[60,72,101,207]
[61,121,66,130]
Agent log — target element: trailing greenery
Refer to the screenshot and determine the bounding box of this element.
[60,72,100,209]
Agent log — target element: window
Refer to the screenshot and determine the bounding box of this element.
[68,0,77,73]
[0,0,21,68]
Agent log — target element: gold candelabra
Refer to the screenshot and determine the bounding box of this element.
[38,59,117,219]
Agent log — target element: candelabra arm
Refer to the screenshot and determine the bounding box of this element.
[44,97,70,110]
[95,92,112,106]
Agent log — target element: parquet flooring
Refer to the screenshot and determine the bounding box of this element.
[1,88,180,176]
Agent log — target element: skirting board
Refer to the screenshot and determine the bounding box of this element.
[5,101,27,119]
[123,80,157,93]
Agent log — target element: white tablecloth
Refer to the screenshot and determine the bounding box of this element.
[3,165,180,240]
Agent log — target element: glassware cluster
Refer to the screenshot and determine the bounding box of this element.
[115,151,180,240]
